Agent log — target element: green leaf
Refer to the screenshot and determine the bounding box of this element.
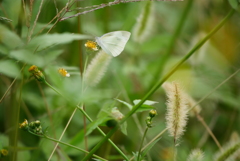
[1,0,21,27]
[67,116,109,150]
[141,137,161,158]
[133,99,157,112]
[43,50,62,63]
[120,122,128,135]
[135,104,155,113]
[0,45,9,55]
[0,60,20,78]
[9,49,63,67]
[0,24,23,49]
[9,49,45,66]
[228,0,239,10]
[115,98,133,110]
[86,116,110,136]
[26,33,94,51]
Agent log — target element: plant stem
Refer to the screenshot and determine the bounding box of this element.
[149,0,193,88]
[130,128,169,161]
[77,106,129,161]
[43,73,128,160]
[188,68,240,112]
[137,127,149,161]
[196,113,222,151]
[44,81,66,99]
[47,107,78,161]
[42,134,108,161]
[82,9,235,161]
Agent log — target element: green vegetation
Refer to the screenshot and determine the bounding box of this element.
[0,0,240,160]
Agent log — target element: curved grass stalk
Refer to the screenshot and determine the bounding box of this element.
[149,0,193,87]
[188,68,240,112]
[44,72,129,160]
[81,9,235,161]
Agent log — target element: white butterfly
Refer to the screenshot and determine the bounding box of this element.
[95,31,131,57]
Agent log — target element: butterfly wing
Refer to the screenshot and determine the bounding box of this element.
[96,31,131,57]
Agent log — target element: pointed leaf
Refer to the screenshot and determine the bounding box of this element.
[120,122,128,135]
[9,49,45,66]
[0,24,23,49]
[27,33,93,51]
[0,60,20,78]
[67,116,109,149]
[136,104,155,113]
[228,0,239,10]
[141,137,161,158]
[115,98,133,110]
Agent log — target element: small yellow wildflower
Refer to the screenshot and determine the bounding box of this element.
[58,68,70,77]
[19,119,28,130]
[28,65,38,73]
[85,40,98,51]
[28,65,45,82]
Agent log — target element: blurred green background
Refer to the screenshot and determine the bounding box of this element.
[0,0,240,160]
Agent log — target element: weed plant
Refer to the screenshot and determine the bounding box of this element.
[0,0,240,161]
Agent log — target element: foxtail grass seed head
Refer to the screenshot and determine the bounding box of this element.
[187,149,204,161]
[28,65,46,82]
[85,40,99,51]
[214,141,240,161]
[132,1,155,43]
[84,50,112,87]
[162,82,188,144]
[58,68,70,77]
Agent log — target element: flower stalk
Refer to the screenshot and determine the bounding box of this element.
[82,9,235,161]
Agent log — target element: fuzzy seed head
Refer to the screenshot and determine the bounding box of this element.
[214,141,240,161]
[132,1,155,43]
[84,50,112,87]
[163,82,188,144]
[187,149,204,161]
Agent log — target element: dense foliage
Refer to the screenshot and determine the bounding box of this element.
[0,0,240,160]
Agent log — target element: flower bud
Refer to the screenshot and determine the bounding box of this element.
[34,120,41,127]
[106,119,118,128]
[19,119,29,131]
[28,65,45,82]
[0,149,8,157]
[149,109,157,118]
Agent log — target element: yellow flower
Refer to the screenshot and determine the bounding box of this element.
[19,119,28,130]
[28,65,38,73]
[28,65,45,82]
[58,68,70,77]
[85,40,98,51]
